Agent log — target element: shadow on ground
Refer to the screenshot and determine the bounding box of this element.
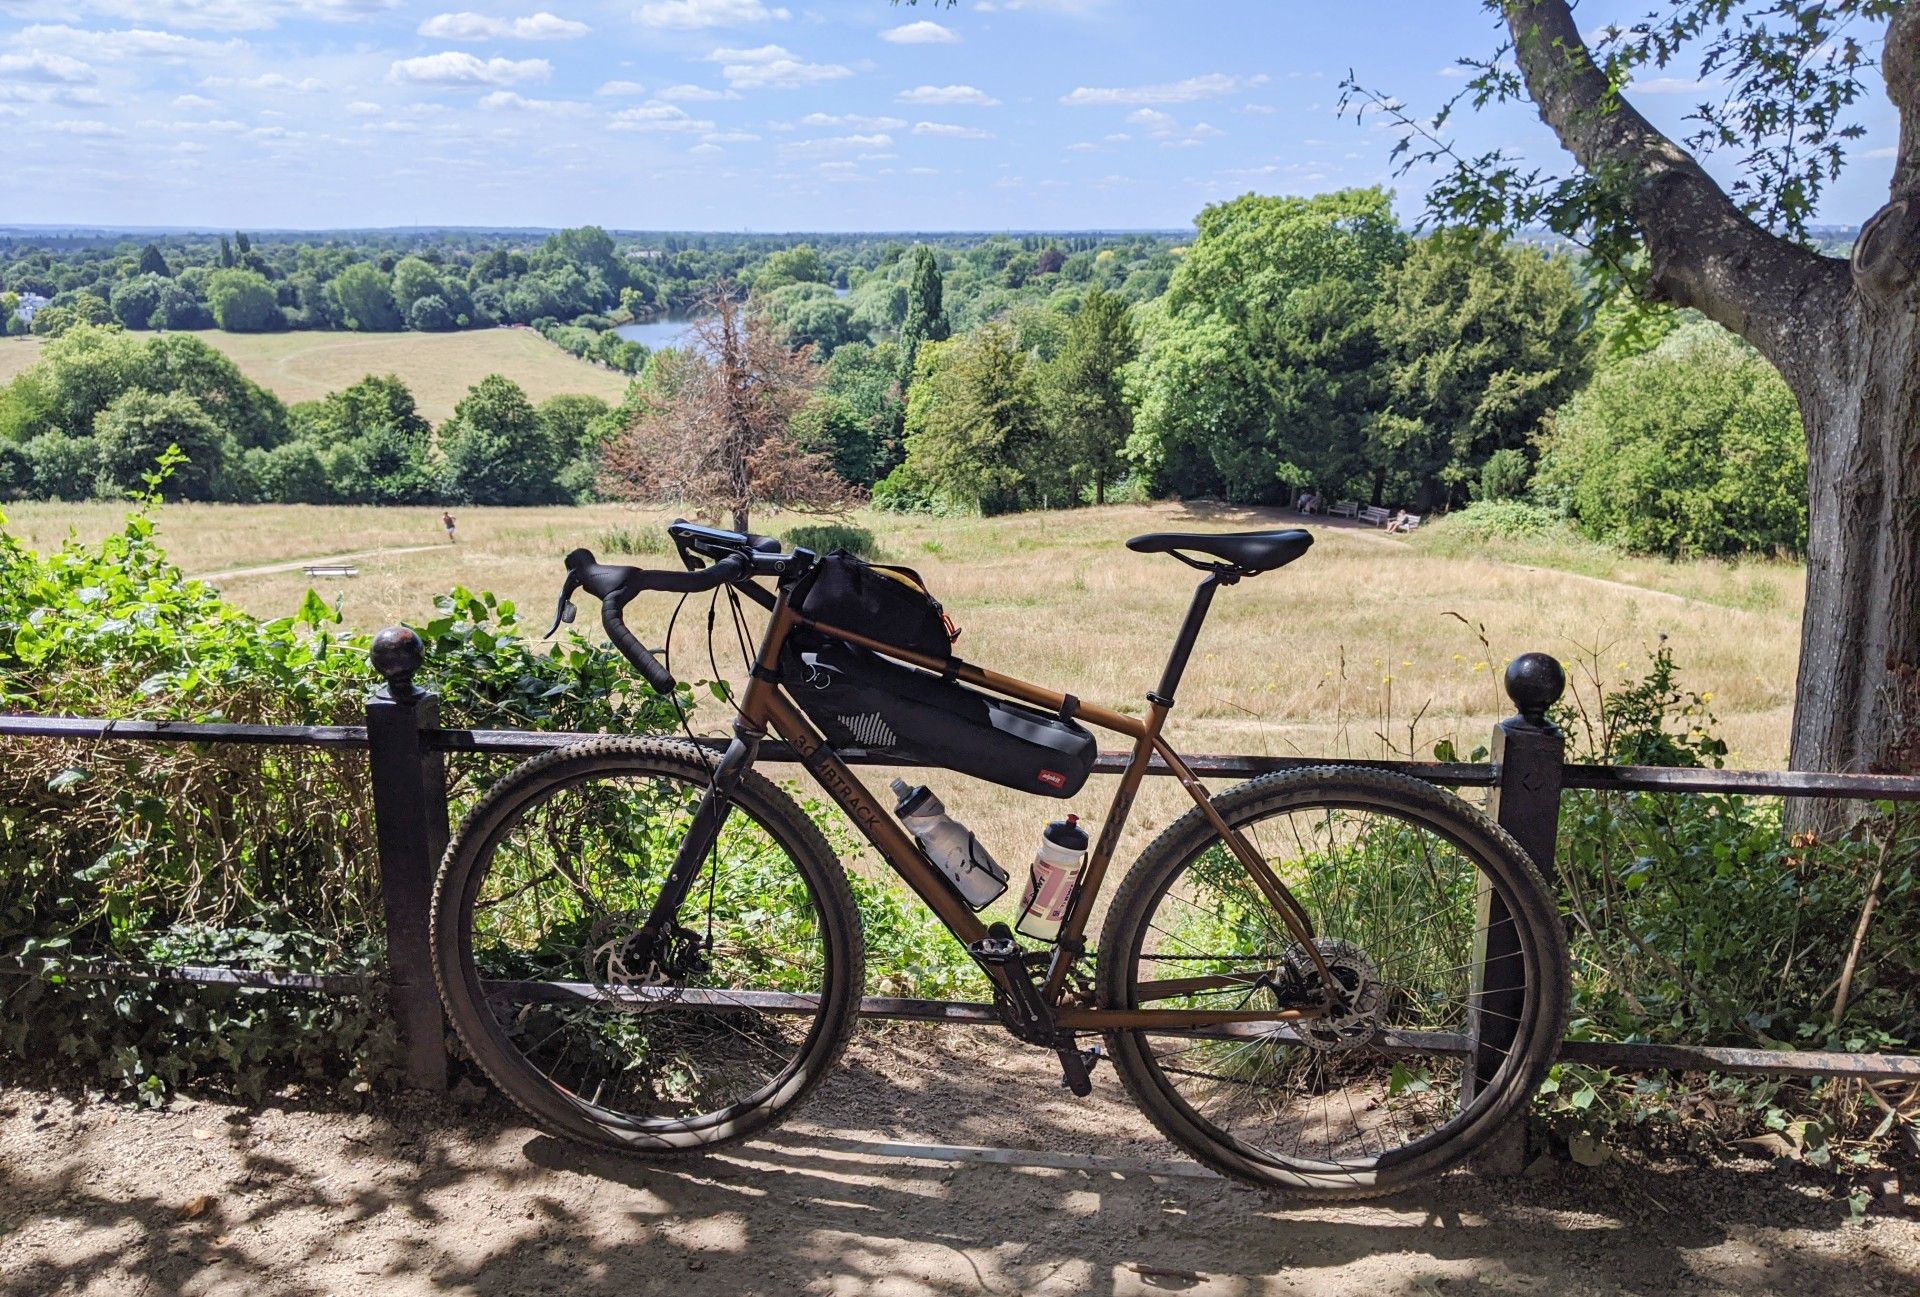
[2,1026,1913,1297]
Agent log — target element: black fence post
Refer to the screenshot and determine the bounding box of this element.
[1471,651,1566,1174]
[365,625,451,1092]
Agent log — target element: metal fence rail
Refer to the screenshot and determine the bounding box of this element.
[6,628,1918,1098]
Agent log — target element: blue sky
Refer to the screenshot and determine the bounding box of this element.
[0,0,1902,230]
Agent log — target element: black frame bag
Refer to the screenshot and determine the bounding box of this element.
[792,551,956,661]
[788,642,1097,799]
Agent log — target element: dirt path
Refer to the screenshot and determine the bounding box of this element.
[3,1026,1913,1297]
[194,545,448,583]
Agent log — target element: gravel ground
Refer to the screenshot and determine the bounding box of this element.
[2,1025,1915,1297]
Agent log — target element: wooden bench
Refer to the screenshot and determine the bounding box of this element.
[1329,500,1359,519]
[1358,505,1393,526]
[303,564,359,578]
[1385,513,1424,535]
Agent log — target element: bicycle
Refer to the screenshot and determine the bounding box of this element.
[429,520,1569,1199]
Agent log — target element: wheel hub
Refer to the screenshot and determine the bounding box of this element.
[1282,937,1382,1052]
[588,915,709,1010]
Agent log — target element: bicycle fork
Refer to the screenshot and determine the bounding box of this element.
[631,723,763,972]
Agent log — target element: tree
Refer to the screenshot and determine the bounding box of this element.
[31,293,113,337]
[330,264,402,332]
[1356,1,1920,814]
[206,270,280,332]
[600,289,850,532]
[891,322,1054,514]
[759,283,865,356]
[407,294,457,332]
[390,256,447,320]
[92,389,228,500]
[21,431,97,500]
[1537,322,1807,557]
[897,246,950,384]
[440,374,569,505]
[1043,286,1137,505]
[137,244,170,277]
[290,373,433,503]
[1129,189,1405,503]
[1372,231,1590,509]
[757,244,828,292]
[790,340,903,486]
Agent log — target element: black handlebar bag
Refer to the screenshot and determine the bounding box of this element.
[787,642,1096,799]
[790,551,957,661]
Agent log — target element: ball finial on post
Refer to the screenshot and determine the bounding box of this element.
[370,625,425,702]
[1503,652,1566,727]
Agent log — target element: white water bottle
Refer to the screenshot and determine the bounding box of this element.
[890,780,1009,910]
[1015,814,1090,943]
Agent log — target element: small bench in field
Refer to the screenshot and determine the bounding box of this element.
[1329,500,1360,518]
[303,564,359,578]
[1358,505,1393,526]
[1385,513,1424,535]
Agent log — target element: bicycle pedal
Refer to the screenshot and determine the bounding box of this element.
[1057,1044,1102,1096]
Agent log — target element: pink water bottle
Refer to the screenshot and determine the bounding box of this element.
[1014,815,1090,942]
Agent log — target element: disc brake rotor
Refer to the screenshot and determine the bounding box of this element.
[587,914,708,1011]
[1282,937,1382,1052]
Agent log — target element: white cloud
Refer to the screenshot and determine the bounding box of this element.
[689,141,724,154]
[345,99,382,114]
[607,100,714,131]
[418,11,590,40]
[912,121,993,139]
[896,83,998,106]
[172,92,219,108]
[47,118,121,135]
[480,90,585,113]
[637,0,788,30]
[1061,72,1265,106]
[709,44,849,90]
[657,82,736,100]
[387,51,552,87]
[702,128,759,141]
[16,25,241,61]
[239,73,326,91]
[1863,145,1898,159]
[1127,107,1175,132]
[0,51,97,82]
[796,111,904,130]
[782,132,893,156]
[881,20,958,44]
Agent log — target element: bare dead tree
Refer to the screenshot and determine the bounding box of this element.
[600,286,857,534]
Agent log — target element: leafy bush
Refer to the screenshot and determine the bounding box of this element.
[1418,499,1567,543]
[1536,322,1807,557]
[0,493,685,1099]
[592,524,670,556]
[782,521,879,558]
[1534,648,1919,1156]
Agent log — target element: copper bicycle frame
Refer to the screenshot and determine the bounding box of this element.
[725,577,1339,1037]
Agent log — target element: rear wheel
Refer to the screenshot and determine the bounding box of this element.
[431,738,863,1152]
[1099,766,1568,1198]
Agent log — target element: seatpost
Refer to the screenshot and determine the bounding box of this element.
[1151,572,1234,707]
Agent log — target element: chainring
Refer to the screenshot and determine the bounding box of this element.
[1282,937,1383,1052]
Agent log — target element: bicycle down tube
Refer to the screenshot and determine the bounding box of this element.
[706,577,1337,1034]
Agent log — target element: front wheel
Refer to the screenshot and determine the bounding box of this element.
[1099,766,1568,1199]
[431,737,864,1153]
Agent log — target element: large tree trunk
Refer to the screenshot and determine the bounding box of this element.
[1789,299,1920,826]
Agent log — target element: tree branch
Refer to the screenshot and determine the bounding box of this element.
[1853,2,1920,302]
[1888,2,1919,197]
[1501,0,1849,364]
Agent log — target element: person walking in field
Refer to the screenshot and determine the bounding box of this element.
[442,510,457,544]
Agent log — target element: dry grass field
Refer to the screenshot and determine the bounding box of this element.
[9,499,1805,867]
[0,329,631,422]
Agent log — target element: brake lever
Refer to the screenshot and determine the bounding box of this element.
[544,570,583,638]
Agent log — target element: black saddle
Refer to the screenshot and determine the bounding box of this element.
[1125,528,1314,574]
